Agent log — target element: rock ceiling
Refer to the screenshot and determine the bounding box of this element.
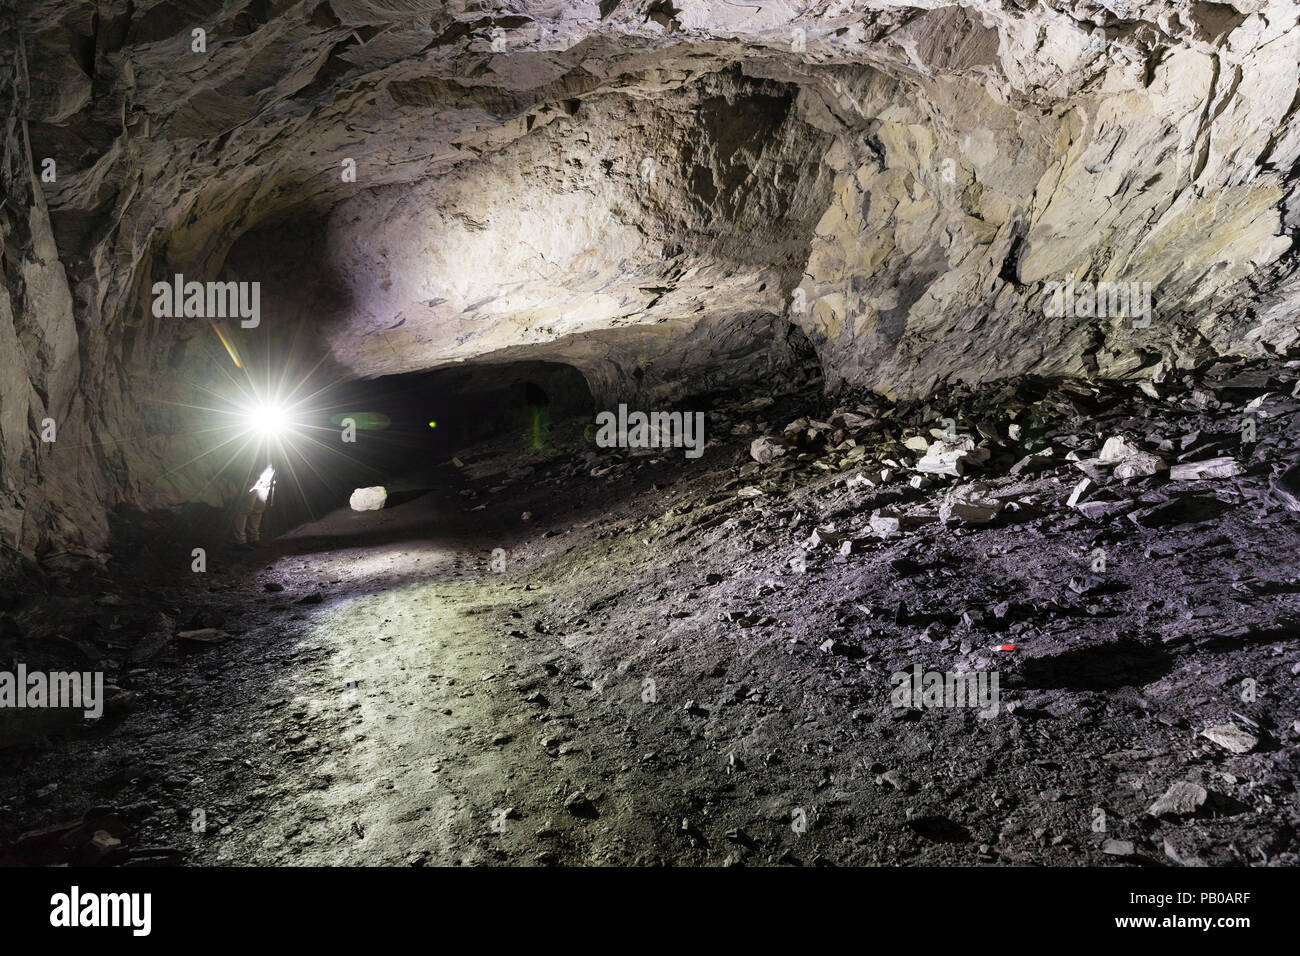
[16,0,1297,400]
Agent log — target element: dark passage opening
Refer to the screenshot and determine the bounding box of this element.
[260,360,596,538]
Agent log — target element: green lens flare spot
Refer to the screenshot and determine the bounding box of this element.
[329,412,391,430]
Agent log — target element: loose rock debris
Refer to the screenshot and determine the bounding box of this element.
[2,356,1299,866]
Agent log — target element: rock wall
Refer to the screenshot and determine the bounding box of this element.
[2,27,109,573]
[1,20,226,580]
[788,15,1299,398]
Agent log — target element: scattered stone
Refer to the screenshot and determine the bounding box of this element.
[563,792,598,818]
[1170,457,1243,481]
[916,437,989,477]
[1072,458,1112,482]
[1102,839,1135,857]
[869,511,902,537]
[903,435,930,452]
[1147,782,1208,818]
[1200,723,1258,754]
[1076,499,1133,521]
[1010,449,1053,475]
[1113,451,1166,480]
[939,483,1002,525]
[1068,574,1104,595]
[91,830,122,853]
[1067,477,1093,508]
[349,486,387,511]
[1269,464,1300,512]
[782,417,810,437]
[879,769,915,793]
[805,526,843,548]
[750,436,787,464]
[1099,436,1142,463]
[845,473,874,492]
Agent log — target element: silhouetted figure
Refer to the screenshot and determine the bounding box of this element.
[231,463,275,550]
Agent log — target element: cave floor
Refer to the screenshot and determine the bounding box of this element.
[4,372,1300,866]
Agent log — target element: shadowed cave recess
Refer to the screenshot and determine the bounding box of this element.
[1,0,1300,874]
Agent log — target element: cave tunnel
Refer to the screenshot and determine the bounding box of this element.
[235,359,599,543]
[1,0,1298,910]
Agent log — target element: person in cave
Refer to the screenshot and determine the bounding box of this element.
[230,461,276,551]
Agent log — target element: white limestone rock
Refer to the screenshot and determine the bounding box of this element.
[350,487,388,512]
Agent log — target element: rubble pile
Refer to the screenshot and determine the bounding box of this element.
[5,356,1298,867]
[726,356,1300,547]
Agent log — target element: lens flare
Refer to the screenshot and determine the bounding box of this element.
[329,412,391,431]
[248,402,291,437]
[230,390,305,447]
[208,318,243,368]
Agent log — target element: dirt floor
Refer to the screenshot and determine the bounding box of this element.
[2,362,1299,866]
